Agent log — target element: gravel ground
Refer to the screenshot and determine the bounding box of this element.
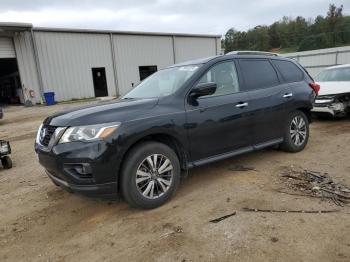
[0,103,350,262]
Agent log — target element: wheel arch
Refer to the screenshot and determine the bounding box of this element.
[296,107,312,123]
[117,132,189,191]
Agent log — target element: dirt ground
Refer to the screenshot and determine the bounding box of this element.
[0,103,350,262]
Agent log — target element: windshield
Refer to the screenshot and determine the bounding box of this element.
[315,67,350,82]
[123,65,201,99]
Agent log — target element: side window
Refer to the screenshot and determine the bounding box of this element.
[197,61,240,97]
[239,59,279,91]
[272,60,304,83]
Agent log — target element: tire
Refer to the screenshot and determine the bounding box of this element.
[1,156,12,169]
[120,142,181,209]
[280,110,309,153]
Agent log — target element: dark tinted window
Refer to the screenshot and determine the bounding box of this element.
[239,59,279,91]
[272,60,304,83]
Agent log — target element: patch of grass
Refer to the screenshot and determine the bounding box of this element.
[273,47,298,54]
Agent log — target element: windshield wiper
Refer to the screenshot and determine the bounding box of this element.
[121,97,135,100]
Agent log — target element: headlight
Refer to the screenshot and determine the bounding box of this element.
[59,122,120,143]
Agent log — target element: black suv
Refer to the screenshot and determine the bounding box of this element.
[35,52,319,209]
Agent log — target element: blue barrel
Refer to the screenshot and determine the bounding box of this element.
[43,92,55,105]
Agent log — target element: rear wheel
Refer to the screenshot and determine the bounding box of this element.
[120,142,181,209]
[280,110,309,152]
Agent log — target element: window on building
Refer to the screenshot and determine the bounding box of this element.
[139,66,158,81]
[239,59,279,91]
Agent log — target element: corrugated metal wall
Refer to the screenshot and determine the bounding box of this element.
[13,29,220,102]
[283,46,350,77]
[13,32,41,103]
[113,34,174,95]
[0,37,16,58]
[34,31,116,101]
[174,37,218,63]
[112,35,220,95]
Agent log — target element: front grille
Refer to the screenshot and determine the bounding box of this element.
[40,125,57,146]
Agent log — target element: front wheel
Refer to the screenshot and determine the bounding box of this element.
[280,110,309,152]
[1,156,12,169]
[120,142,181,209]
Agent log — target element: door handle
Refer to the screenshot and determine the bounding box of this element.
[283,93,293,98]
[235,102,248,108]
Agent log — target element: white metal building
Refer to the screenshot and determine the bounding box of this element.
[283,45,350,77]
[0,22,221,104]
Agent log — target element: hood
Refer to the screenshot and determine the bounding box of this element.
[45,98,159,126]
[317,81,350,96]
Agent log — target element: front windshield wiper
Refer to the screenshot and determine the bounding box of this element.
[121,97,135,100]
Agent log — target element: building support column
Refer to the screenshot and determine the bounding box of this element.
[172,36,176,64]
[335,51,339,65]
[109,33,119,97]
[30,29,44,101]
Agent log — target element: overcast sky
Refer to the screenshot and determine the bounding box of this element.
[0,0,348,35]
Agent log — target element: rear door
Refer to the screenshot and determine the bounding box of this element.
[237,59,292,145]
[271,59,307,113]
[185,60,252,161]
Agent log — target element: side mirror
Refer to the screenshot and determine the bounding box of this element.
[189,82,217,100]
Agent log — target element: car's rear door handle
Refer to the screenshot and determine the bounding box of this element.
[235,102,248,108]
[283,93,293,98]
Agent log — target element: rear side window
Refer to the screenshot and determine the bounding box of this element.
[272,60,304,83]
[239,59,279,91]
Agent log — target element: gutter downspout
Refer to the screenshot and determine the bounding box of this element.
[172,36,176,64]
[109,33,119,97]
[30,29,44,103]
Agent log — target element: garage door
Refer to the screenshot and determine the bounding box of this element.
[0,37,16,58]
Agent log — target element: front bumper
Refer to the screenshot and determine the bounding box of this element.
[46,170,117,196]
[35,140,121,197]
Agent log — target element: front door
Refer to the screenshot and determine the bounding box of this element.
[186,60,252,161]
[92,67,108,97]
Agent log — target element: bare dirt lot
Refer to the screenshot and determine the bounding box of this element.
[1,103,350,262]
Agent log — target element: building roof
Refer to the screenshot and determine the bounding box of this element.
[33,26,221,38]
[0,22,221,38]
[0,22,33,28]
[0,22,33,35]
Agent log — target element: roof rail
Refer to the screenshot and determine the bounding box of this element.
[226,51,278,56]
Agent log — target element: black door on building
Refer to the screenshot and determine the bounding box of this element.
[92,67,108,97]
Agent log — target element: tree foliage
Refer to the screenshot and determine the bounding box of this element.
[223,4,350,53]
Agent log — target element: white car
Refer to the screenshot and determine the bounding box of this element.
[312,64,350,117]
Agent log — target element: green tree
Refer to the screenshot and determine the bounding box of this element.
[246,26,270,51]
[325,4,344,46]
[268,22,281,48]
[223,4,350,53]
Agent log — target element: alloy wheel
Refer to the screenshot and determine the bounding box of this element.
[135,154,174,199]
[290,115,307,146]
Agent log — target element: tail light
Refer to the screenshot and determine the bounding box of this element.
[309,82,320,95]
